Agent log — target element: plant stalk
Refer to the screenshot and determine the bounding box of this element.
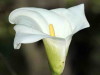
[52,71,61,75]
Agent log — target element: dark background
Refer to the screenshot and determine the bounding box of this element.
[0,0,100,75]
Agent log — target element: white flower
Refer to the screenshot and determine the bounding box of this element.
[9,4,90,75]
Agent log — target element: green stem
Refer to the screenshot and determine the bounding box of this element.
[52,71,61,75]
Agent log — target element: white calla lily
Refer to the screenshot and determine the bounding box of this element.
[9,4,90,75]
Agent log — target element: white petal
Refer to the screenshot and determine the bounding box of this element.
[14,32,64,49]
[14,24,44,34]
[14,33,51,49]
[14,16,43,33]
[9,8,49,34]
[51,4,90,34]
[18,7,72,38]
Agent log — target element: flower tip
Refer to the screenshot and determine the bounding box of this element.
[14,43,21,49]
[77,3,85,10]
[80,3,84,6]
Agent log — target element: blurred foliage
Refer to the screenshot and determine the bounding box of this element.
[0,0,100,75]
[90,0,100,13]
[66,0,77,6]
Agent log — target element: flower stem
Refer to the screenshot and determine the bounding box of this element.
[52,71,61,75]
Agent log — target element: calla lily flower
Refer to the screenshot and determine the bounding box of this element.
[9,4,90,75]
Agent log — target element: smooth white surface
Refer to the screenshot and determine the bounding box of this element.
[9,4,90,49]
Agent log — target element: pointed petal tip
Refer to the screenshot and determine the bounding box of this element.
[79,3,84,6]
[14,43,21,49]
[79,3,90,29]
[79,3,84,9]
[70,3,85,11]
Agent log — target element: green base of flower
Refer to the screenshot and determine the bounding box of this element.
[43,38,65,75]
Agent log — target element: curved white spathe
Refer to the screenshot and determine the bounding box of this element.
[51,4,90,34]
[9,4,90,74]
[9,4,90,49]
